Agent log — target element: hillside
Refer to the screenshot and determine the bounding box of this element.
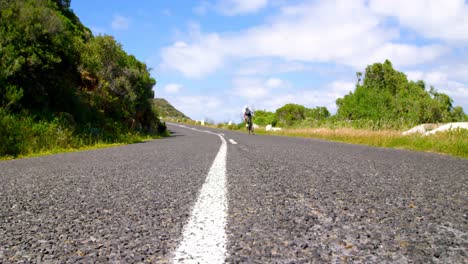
[0,0,165,157]
[153,98,190,119]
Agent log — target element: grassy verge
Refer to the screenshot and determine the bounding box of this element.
[172,120,468,158]
[0,134,165,161]
[254,127,468,158]
[1,110,170,160]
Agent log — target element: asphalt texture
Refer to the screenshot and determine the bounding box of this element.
[0,126,219,263]
[1,123,467,263]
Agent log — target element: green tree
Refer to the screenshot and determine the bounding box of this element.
[275,104,307,126]
[253,110,277,126]
[451,106,466,121]
[336,60,465,127]
[0,0,86,117]
[306,106,330,120]
[0,0,165,157]
[79,35,158,131]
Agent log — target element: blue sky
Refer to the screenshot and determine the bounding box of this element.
[71,0,468,122]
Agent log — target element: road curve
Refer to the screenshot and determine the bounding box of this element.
[1,123,467,263]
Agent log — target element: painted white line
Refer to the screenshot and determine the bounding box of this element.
[229,139,237,145]
[172,126,228,263]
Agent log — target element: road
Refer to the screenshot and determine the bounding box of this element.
[1,123,467,263]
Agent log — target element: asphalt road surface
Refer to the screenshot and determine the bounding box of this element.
[1,123,467,263]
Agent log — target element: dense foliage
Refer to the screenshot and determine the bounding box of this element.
[0,0,165,157]
[336,60,466,126]
[251,105,330,127]
[253,110,277,126]
[249,60,465,129]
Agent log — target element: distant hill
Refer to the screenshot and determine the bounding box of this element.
[152,98,190,119]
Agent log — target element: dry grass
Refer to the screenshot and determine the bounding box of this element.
[168,120,468,158]
[259,127,401,145]
[256,127,468,158]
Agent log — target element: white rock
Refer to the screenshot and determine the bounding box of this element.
[402,124,436,135]
[266,124,273,131]
[424,122,468,136]
[272,127,282,131]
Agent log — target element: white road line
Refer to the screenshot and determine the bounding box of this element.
[229,139,237,145]
[172,125,228,263]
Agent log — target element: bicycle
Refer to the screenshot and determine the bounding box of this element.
[246,115,254,135]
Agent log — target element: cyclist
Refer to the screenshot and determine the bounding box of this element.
[243,106,254,134]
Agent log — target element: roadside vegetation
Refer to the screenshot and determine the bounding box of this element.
[174,60,468,158]
[0,0,167,159]
[253,127,468,158]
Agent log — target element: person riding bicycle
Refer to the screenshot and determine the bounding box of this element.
[243,106,254,124]
[243,106,255,135]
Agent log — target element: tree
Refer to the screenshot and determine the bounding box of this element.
[253,110,277,126]
[79,35,158,131]
[275,104,307,126]
[306,107,330,120]
[451,106,466,121]
[0,0,163,133]
[0,0,85,116]
[335,60,466,126]
[0,0,165,157]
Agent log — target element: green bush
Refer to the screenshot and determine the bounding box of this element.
[254,110,277,126]
[0,0,166,158]
[0,109,73,157]
[336,60,465,125]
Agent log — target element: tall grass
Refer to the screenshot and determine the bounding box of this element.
[256,127,468,158]
[0,110,165,159]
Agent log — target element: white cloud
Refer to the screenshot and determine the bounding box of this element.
[259,81,354,113]
[236,60,306,75]
[231,78,269,99]
[178,95,221,109]
[233,79,355,113]
[265,78,283,88]
[407,70,449,88]
[216,0,268,16]
[165,95,222,120]
[161,0,447,78]
[194,0,268,16]
[328,80,356,96]
[231,77,288,99]
[111,15,130,31]
[369,0,468,42]
[439,64,468,83]
[292,80,355,113]
[161,79,357,121]
[259,94,296,111]
[164,83,182,93]
[444,81,468,99]
[160,36,224,78]
[359,43,447,69]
